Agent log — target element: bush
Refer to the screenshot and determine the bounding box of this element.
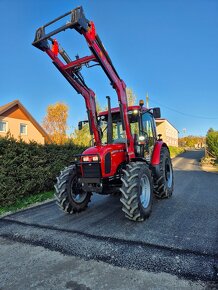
[168,146,185,158]
[178,136,205,148]
[206,131,218,160]
[0,136,85,206]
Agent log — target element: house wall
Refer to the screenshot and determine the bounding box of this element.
[0,107,45,144]
[156,120,178,147]
[156,121,166,140]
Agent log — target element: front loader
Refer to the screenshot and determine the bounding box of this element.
[33,7,174,221]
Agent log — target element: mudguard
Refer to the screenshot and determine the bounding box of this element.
[151,141,169,166]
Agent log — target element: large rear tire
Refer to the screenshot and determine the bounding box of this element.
[120,162,153,221]
[154,147,174,199]
[54,165,92,213]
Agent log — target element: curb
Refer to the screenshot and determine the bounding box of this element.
[0,198,55,219]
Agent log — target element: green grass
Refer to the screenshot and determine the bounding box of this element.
[169,146,185,158]
[0,190,54,216]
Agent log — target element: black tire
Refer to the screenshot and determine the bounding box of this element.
[120,162,153,222]
[54,165,92,214]
[154,147,174,199]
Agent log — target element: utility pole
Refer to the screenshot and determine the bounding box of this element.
[146,92,149,108]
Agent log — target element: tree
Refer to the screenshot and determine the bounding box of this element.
[71,100,102,146]
[43,102,68,144]
[206,129,218,159]
[71,124,91,147]
[126,87,137,105]
[178,136,205,148]
[207,128,214,134]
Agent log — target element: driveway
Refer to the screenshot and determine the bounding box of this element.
[0,150,217,289]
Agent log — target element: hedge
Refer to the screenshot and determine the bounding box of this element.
[0,136,85,206]
[168,146,185,158]
[206,131,218,160]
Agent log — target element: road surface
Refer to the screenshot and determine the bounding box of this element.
[0,150,217,289]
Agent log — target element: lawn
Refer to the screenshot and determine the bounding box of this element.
[0,190,54,216]
[168,146,185,158]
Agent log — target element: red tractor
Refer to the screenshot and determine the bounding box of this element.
[33,7,173,221]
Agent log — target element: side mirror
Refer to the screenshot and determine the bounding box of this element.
[158,134,162,141]
[153,107,161,119]
[78,121,83,130]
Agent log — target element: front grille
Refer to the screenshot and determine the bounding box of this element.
[82,163,101,178]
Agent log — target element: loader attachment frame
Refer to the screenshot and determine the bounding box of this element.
[32,6,135,158]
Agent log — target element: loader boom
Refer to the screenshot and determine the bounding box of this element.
[32,6,135,158]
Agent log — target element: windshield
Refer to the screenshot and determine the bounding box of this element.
[99,111,139,144]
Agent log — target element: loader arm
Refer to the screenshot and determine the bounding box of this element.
[32,6,135,158]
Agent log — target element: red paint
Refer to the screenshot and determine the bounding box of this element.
[51,39,59,56]
[63,55,96,71]
[151,141,167,165]
[87,21,96,40]
[82,144,126,178]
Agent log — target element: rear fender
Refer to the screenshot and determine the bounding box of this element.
[151,141,169,166]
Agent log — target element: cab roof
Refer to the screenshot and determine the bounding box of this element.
[99,105,148,116]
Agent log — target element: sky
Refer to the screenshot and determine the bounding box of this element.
[0,0,217,136]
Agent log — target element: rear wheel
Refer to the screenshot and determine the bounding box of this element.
[154,147,174,199]
[120,162,153,221]
[54,165,92,213]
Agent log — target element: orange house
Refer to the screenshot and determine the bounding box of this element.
[0,100,49,144]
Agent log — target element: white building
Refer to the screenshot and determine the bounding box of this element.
[155,118,179,147]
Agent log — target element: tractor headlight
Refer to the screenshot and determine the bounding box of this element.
[82,156,90,162]
[92,155,99,161]
[139,136,145,141]
[82,155,99,162]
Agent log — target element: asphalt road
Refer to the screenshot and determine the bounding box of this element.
[0,149,218,289]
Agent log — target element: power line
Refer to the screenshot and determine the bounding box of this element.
[149,98,218,119]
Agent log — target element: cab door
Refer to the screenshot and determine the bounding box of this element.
[142,112,157,161]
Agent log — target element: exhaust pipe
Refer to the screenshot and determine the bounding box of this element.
[106,96,113,144]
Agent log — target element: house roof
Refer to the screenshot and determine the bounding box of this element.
[0,100,17,114]
[155,118,179,132]
[0,100,49,139]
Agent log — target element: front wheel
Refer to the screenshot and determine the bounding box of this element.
[154,147,174,199]
[54,165,92,214]
[120,162,153,221]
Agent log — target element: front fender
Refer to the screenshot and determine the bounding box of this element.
[151,141,168,165]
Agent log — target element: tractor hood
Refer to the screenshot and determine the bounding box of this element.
[82,143,126,158]
[82,143,126,178]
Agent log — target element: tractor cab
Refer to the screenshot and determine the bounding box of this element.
[97,104,161,161]
[79,103,161,162]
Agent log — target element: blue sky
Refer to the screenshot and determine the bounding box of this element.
[0,0,217,136]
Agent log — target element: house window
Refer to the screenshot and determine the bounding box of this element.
[20,124,27,135]
[0,121,7,132]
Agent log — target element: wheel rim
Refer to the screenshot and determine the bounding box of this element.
[70,177,87,204]
[140,174,151,208]
[165,158,173,188]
